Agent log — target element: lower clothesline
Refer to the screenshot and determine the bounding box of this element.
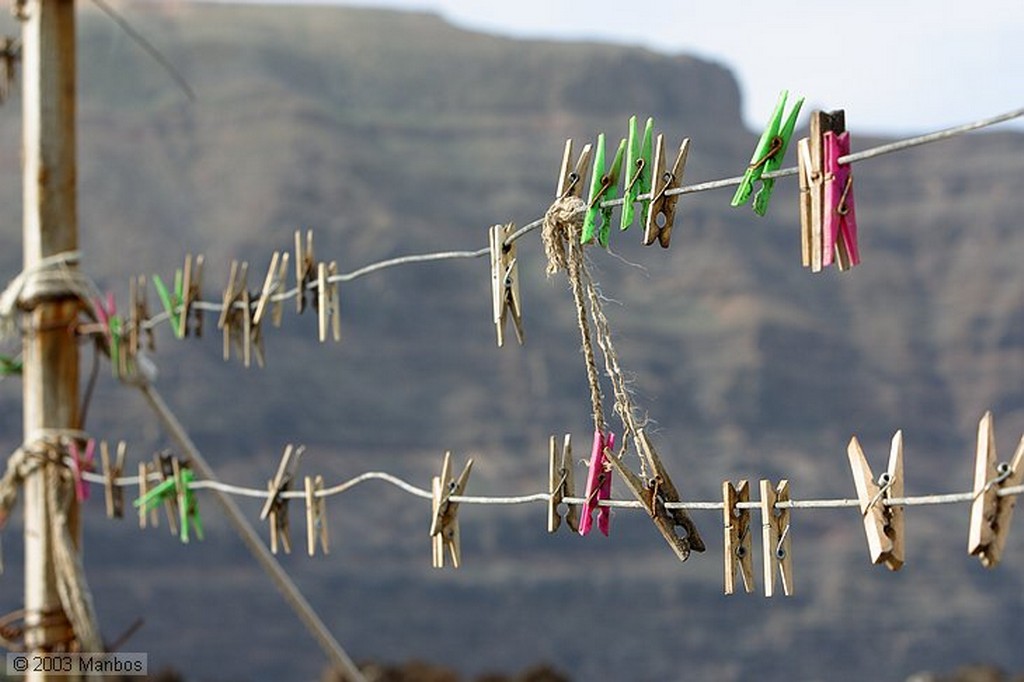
[78,467,1024,511]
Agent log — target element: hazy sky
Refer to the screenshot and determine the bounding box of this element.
[291,0,1024,135]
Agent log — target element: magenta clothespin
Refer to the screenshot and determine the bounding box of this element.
[69,438,96,503]
[94,292,115,327]
[579,429,615,536]
[823,131,860,269]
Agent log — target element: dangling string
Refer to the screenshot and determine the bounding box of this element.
[543,197,651,476]
[543,197,605,435]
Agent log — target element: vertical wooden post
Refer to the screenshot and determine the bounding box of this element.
[20,0,87,667]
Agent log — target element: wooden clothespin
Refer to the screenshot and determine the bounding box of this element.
[797,110,846,271]
[604,429,705,561]
[304,474,329,556]
[620,116,654,231]
[847,431,905,571]
[968,411,1024,568]
[295,229,317,314]
[489,223,524,348]
[128,275,155,358]
[732,89,804,217]
[218,261,256,367]
[260,445,304,555]
[248,253,283,367]
[760,479,793,597]
[555,139,593,201]
[796,137,816,269]
[579,429,614,537]
[548,434,579,533]
[581,133,626,247]
[317,261,341,343]
[0,37,20,105]
[177,254,205,338]
[643,135,690,248]
[253,251,290,330]
[723,480,755,595]
[101,441,126,519]
[137,461,158,529]
[153,451,179,537]
[430,451,473,568]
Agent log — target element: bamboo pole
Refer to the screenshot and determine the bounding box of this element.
[20,0,90,673]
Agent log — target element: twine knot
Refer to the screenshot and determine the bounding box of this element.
[542,196,585,276]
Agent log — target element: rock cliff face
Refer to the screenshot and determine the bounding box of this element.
[0,4,1021,680]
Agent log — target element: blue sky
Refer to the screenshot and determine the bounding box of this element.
[276,0,1024,135]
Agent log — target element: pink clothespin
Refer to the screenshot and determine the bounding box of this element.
[93,293,116,341]
[579,429,615,536]
[69,438,96,502]
[823,131,860,269]
[94,292,115,326]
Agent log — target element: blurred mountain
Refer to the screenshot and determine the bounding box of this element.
[0,3,1021,681]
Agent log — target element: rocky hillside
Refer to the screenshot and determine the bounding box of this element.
[0,4,1021,680]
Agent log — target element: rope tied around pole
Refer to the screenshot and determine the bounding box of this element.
[1,435,103,652]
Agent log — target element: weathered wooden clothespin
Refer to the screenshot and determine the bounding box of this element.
[579,429,614,536]
[548,434,579,533]
[153,451,180,536]
[317,261,341,343]
[0,37,20,105]
[128,275,155,358]
[430,451,474,568]
[760,479,793,597]
[620,116,654,231]
[556,139,593,201]
[304,474,329,557]
[643,135,690,248]
[847,431,905,570]
[968,411,1024,568]
[797,110,845,272]
[253,251,290,330]
[605,429,705,561]
[489,223,524,348]
[101,441,126,519]
[248,252,285,366]
[295,229,317,314]
[177,254,205,338]
[260,445,304,555]
[582,133,626,247]
[732,89,804,217]
[218,260,255,367]
[723,480,755,595]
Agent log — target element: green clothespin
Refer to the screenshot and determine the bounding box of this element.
[152,270,184,338]
[0,355,22,376]
[581,133,627,247]
[731,89,805,216]
[620,116,654,231]
[94,294,125,379]
[134,462,203,543]
[109,315,125,378]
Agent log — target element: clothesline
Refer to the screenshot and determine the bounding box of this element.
[128,105,1024,332]
[76,460,1024,510]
